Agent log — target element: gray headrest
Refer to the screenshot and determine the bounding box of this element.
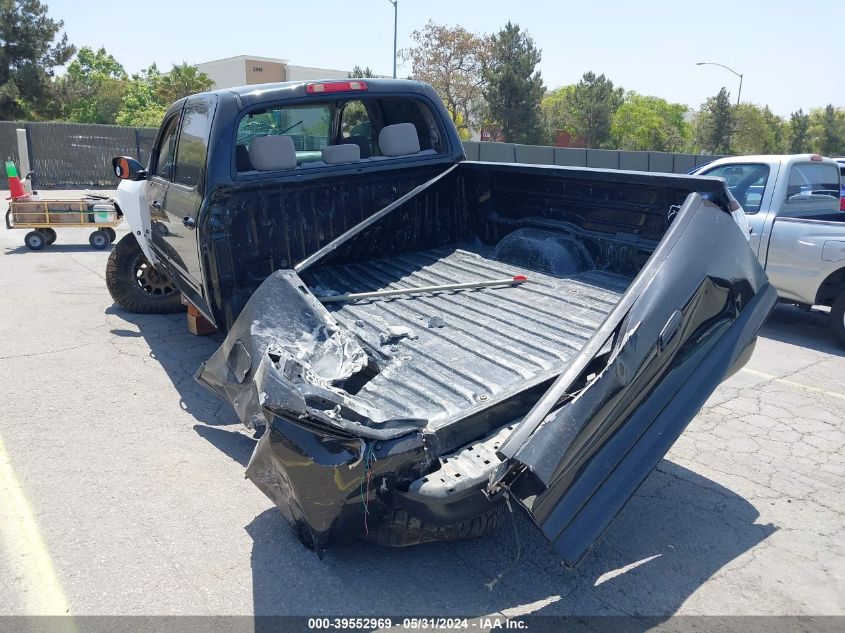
[378,123,421,157]
[249,135,297,171]
[322,144,360,165]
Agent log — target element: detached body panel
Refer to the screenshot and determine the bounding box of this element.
[497,192,775,564]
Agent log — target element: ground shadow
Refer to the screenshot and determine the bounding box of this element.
[104,305,233,427]
[103,302,775,622]
[193,424,255,467]
[246,460,774,622]
[110,328,143,338]
[4,243,114,255]
[760,303,843,357]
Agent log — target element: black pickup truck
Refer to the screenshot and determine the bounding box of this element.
[109,79,777,563]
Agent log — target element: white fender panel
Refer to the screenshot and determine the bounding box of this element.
[115,179,155,264]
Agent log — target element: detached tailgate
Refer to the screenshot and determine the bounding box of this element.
[496,191,777,565]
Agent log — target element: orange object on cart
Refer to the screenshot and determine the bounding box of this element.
[5,161,27,200]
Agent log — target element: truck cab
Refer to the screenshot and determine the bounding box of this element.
[111,80,464,329]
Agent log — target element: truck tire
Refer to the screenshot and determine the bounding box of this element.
[831,294,845,348]
[366,504,505,548]
[106,233,184,314]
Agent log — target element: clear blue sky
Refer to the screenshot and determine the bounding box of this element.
[47,0,842,116]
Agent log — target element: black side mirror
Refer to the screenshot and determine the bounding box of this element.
[112,156,147,181]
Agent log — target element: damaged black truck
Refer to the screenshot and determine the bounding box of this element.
[108,79,777,564]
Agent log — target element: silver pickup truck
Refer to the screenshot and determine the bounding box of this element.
[695,154,845,347]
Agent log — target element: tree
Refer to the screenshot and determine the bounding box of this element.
[761,106,788,153]
[568,72,624,148]
[116,64,166,127]
[809,105,845,156]
[400,21,490,136]
[695,87,734,154]
[789,109,810,153]
[66,45,125,81]
[481,22,545,144]
[609,92,690,152]
[452,111,471,140]
[349,65,376,78]
[732,103,786,155]
[156,62,213,104]
[60,46,127,124]
[0,0,75,119]
[541,84,576,144]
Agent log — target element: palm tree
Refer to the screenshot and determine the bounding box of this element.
[156,63,214,103]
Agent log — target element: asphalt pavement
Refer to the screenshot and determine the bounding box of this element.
[0,197,843,620]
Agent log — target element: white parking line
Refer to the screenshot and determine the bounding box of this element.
[593,554,662,586]
[741,368,845,400]
[0,435,73,618]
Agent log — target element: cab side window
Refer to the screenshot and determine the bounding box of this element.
[173,98,216,189]
[153,116,180,180]
[379,97,443,152]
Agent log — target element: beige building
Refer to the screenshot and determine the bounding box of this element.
[196,55,351,89]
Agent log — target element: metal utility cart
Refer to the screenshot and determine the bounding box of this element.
[5,195,121,250]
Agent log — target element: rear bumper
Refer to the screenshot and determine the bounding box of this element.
[244,410,511,553]
[244,413,432,555]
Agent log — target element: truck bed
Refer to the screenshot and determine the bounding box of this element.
[307,244,630,435]
[196,155,773,558]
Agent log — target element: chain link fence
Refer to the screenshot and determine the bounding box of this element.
[27,122,157,188]
[137,128,158,161]
[0,121,157,188]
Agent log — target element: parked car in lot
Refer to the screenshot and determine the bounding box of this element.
[107,79,776,562]
[693,155,845,346]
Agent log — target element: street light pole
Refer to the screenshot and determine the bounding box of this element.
[388,0,398,79]
[696,61,743,105]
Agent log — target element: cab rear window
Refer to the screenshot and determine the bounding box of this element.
[235,96,445,174]
[236,104,331,170]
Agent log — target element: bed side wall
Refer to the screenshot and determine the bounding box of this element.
[302,162,718,281]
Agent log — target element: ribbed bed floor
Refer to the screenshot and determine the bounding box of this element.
[307,245,630,430]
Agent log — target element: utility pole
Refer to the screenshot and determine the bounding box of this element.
[388,0,398,78]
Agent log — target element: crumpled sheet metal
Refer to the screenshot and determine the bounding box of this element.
[195,269,366,428]
[195,269,425,439]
